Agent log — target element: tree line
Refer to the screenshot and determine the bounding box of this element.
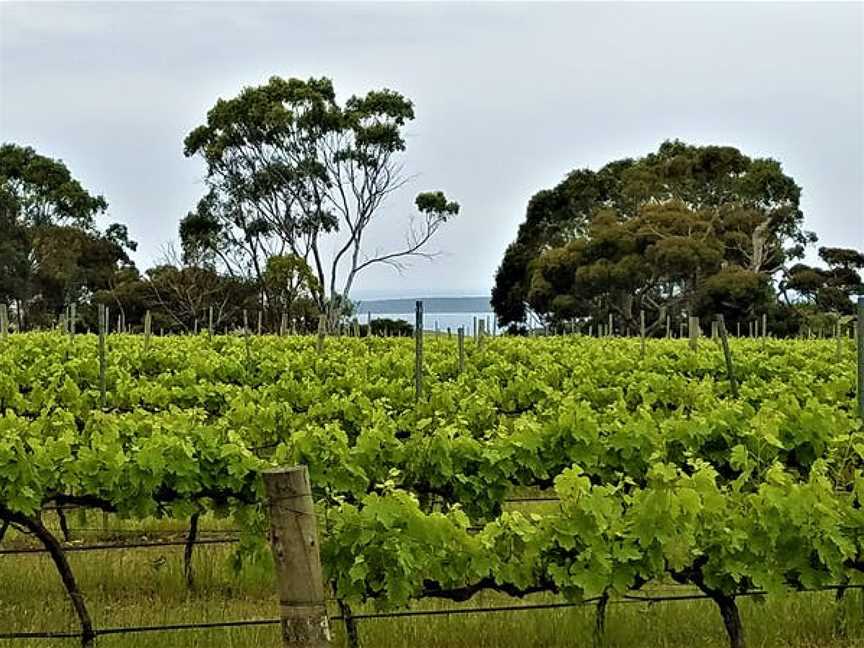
[492,140,863,336]
[0,76,458,333]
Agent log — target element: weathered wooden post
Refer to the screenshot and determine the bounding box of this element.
[258,310,263,336]
[415,301,424,400]
[665,314,671,339]
[1,303,9,340]
[717,315,738,399]
[457,326,465,375]
[857,297,864,420]
[98,304,107,408]
[69,302,77,340]
[639,310,646,359]
[263,466,331,648]
[316,315,326,354]
[762,313,768,338]
[473,316,478,340]
[243,310,252,370]
[478,318,485,349]
[688,316,699,351]
[209,306,214,341]
[608,312,613,337]
[835,318,842,363]
[143,310,152,353]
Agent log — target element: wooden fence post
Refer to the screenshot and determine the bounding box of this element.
[1,303,9,340]
[258,311,263,336]
[608,313,613,337]
[243,310,252,370]
[478,318,485,349]
[457,326,465,375]
[263,466,331,648]
[857,297,864,421]
[69,303,77,340]
[665,314,671,339]
[639,310,646,359]
[836,318,842,363]
[415,301,424,400]
[98,304,107,408]
[209,306,214,341]
[716,315,738,398]
[762,313,768,338]
[143,310,152,353]
[688,316,699,351]
[316,315,326,354]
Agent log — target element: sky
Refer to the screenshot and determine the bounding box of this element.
[1,1,862,300]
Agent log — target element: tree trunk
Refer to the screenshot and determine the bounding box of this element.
[712,593,745,648]
[184,512,200,588]
[0,508,95,647]
[592,591,609,648]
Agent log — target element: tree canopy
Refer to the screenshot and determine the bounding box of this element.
[491,140,850,333]
[182,76,458,319]
[0,144,136,328]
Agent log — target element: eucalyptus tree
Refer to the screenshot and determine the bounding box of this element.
[182,76,458,320]
[493,140,813,331]
[0,143,136,327]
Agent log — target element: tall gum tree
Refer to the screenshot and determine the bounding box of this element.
[492,140,813,331]
[0,143,136,328]
[182,76,458,322]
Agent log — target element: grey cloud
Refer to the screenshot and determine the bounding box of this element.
[1,1,861,299]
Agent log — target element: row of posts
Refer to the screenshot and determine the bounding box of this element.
[1,299,863,419]
[266,298,864,648]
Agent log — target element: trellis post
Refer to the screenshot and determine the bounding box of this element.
[263,466,331,648]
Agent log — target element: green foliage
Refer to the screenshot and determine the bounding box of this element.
[0,143,107,229]
[493,140,814,331]
[367,318,414,337]
[0,143,137,328]
[0,333,862,613]
[183,76,455,312]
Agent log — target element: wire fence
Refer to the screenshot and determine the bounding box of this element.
[0,536,238,556]
[2,585,861,642]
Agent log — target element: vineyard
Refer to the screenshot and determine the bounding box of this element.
[1,323,864,648]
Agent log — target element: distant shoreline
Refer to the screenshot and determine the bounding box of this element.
[354,296,493,314]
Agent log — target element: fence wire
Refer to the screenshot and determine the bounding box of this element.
[1,585,862,641]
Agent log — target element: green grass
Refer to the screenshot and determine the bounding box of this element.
[1,513,862,648]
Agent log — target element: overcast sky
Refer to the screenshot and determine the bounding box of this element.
[1,2,862,299]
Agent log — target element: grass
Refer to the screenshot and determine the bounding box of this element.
[1,513,862,648]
